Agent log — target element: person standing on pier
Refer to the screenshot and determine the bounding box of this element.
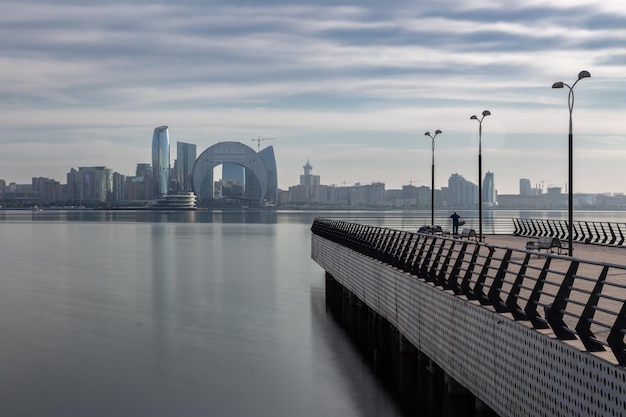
[450,212,461,235]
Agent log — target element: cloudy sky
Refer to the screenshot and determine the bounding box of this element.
[2,0,626,194]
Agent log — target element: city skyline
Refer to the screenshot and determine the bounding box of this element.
[3,1,626,195]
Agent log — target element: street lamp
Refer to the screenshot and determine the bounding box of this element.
[552,70,591,256]
[424,130,442,226]
[470,110,491,242]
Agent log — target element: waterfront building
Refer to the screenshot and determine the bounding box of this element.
[299,159,320,204]
[192,141,278,205]
[483,171,496,207]
[77,166,112,202]
[151,192,197,210]
[66,168,79,201]
[448,173,477,208]
[520,178,531,196]
[111,172,125,203]
[32,177,62,204]
[175,142,196,192]
[222,163,245,198]
[152,126,170,198]
[258,146,278,204]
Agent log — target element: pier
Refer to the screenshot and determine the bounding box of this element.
[311,218,626,417]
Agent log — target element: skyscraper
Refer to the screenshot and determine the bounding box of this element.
[258,146,278,204]
[77,166,112,202]
[483,171,496,207]
[152,126,170,198]
[520,178,531,196]
[222,163,245,198]
[176,141,196,192]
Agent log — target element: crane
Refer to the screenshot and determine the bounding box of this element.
[251,137,277,152]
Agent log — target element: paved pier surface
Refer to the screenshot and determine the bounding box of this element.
[484,234,626,265]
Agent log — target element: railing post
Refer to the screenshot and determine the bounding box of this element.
[460,245,481,299]
[488,249,512,312]
[575,265,609,352]
[447,241,468,294]
[545,261,579,340]
[523,257,552,329]
[607,299,626,366]
[410,238,429,277]
[473,246,495,305]
[420,238,438,281]
[435,240,456,289]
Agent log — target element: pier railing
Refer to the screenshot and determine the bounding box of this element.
[513,217,626,246]
[312,217,626,365]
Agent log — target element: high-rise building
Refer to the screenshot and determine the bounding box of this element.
[77,166,112,202]
[483,171,496,207]
[258,146,278,204]
[222,163,245,198]
[520,178,531,196]
[448,173,477,207]
[66,168,79,201]
[152,126,170,198]
[112,172,125,203]
[175,142,196,192]
[300,159,320,204]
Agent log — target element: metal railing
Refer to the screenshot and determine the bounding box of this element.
[312,218,626,365]
[513,217,626,246]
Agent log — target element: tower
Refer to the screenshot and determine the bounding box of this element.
[152,126,170,198]
[176,141,196,192]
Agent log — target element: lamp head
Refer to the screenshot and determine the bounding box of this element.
[435,129,442,135]
[578,70,591,80]
[470,115,478,120]
[424,131,431,137]
[482,110,491,117]
[552,81,564,89]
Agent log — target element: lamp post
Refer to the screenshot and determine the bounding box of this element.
[424,130,442,227]
[552,70,591,256]
[470,110,491,242]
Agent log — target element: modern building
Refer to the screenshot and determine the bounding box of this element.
[448,173,477,208]
[299,159,320,204]
[175,142,196,192]
[222,163,245,198]
[258,146,278,204]
[192,141,278,206]
[483,171,496,207]
[520,178,532,196]
[77,166,112,202]
[152,126,170,198]
[151,192,197,210]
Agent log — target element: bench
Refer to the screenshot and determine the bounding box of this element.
[459,228,477,241]
[526,236,568,254]
[418,225,448,236]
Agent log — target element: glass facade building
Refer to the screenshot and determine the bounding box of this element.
[176,141,196,192]
[192,142,278,205]
[152,126,170,198]
[483,171,496,207]
[222,163,245,198]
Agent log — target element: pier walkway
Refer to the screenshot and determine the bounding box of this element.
[483,234,626,265]
[311,219,626,417]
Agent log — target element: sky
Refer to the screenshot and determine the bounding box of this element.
[2,0,626,195]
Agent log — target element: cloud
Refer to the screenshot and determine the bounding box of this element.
[1,0,626,194]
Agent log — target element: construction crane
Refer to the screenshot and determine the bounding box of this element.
[251,137,277,152]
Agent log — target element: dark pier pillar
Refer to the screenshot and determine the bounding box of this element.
[324,272,499,417]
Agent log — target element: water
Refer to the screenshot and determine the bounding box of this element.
[0,210,404,417]
[2,208,623,416]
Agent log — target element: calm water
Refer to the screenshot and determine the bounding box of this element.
[0,210,406,417]
[2,208,623,416]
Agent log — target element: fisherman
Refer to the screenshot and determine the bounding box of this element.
[450,212,461,235]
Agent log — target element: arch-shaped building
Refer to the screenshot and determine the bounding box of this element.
[192,141,278,205]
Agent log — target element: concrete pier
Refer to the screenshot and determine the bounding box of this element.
[312,219,626,417]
